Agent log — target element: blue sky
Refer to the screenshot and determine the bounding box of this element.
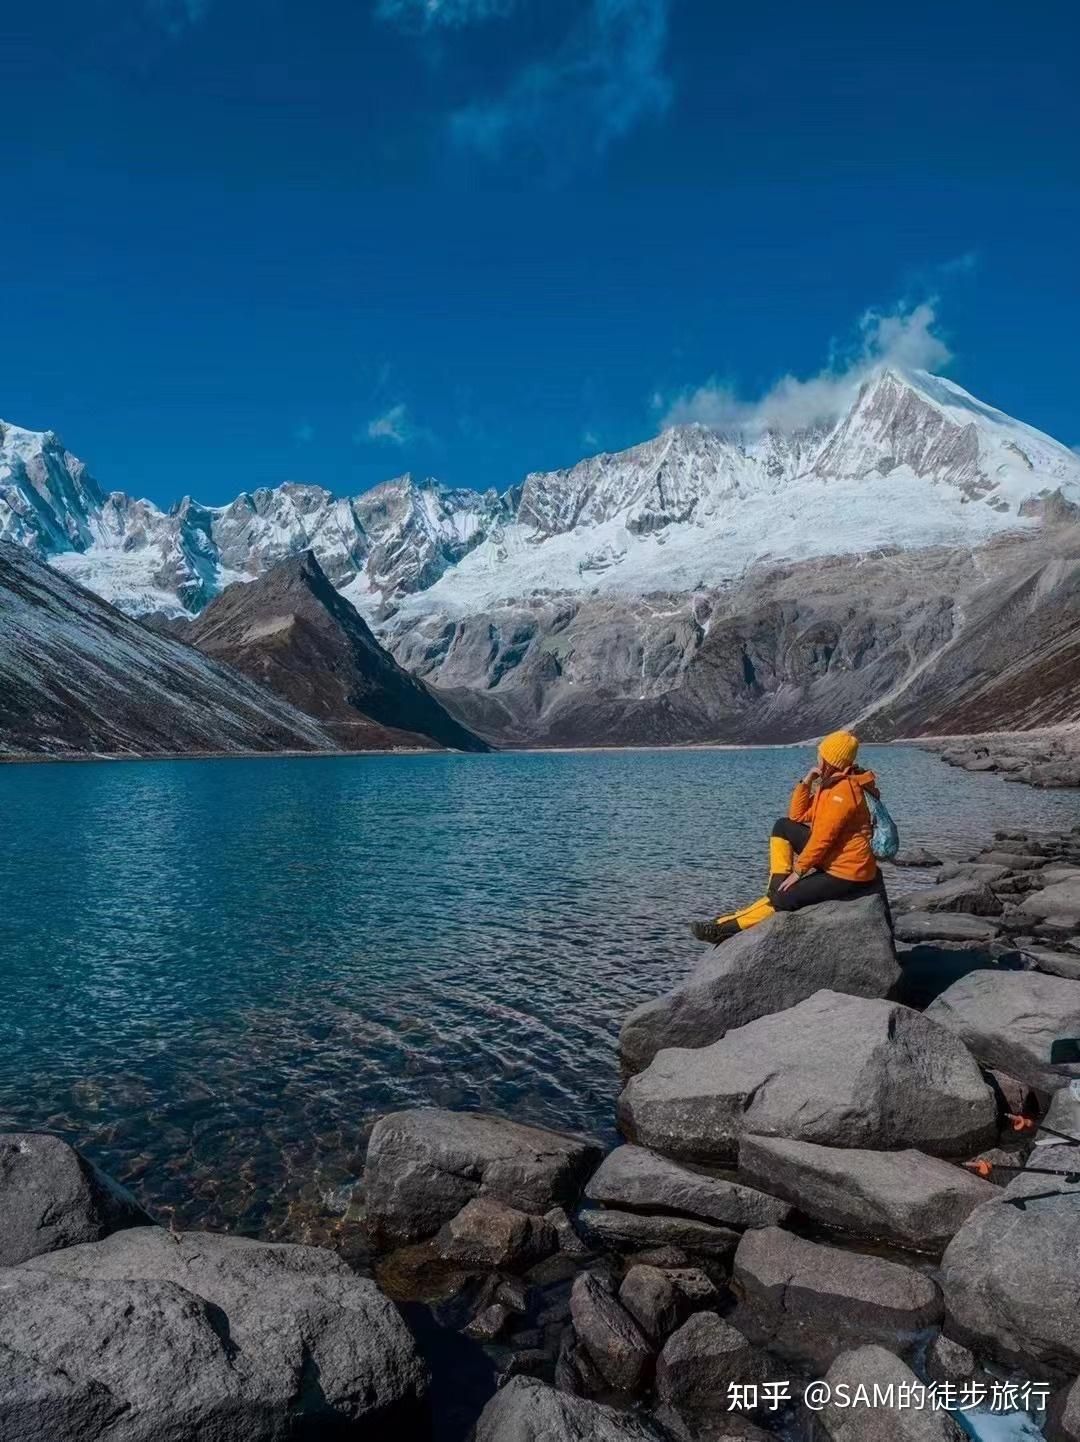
[1,0,1077,507]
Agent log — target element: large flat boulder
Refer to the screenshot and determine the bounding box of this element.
[731,1226,941,1371]
[893,912,1001,945]
[620,897,898,1074]
[736,1136,996,1252]
[0,1133,153,1267]
[618,991,996,1167]
[817,1346,966,1440]
[893,879,1003,917]
[363,1107,602,1244]
[473,1376,667,1441]
[925,970,1080,1091]
[13,1226,428,1436]
[585,1146,789,1229]
[576,1208,740,1258]
[1021,881,1080,923]
[942,1143,1080,1378]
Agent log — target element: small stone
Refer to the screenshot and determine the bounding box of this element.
[618,1266,682,1342]
[545,1205,590,1256]
[465,1302,512,1341]
[926,1334,977,1386]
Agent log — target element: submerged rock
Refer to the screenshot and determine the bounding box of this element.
[473,1375,667,1441]
[926,970,1080,1091]
[7,1227,428,1439]
[585,1145,790,1229]
[0,1133,153,1268]
[362,1107,602,1244]
[736,1136,996,1252]
[619,897,898,1074]
[942,1143,1080,1378]
[618,990,996,1167]
[732,1227,942,1370]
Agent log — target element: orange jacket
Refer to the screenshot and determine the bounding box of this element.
[788,769,879,882]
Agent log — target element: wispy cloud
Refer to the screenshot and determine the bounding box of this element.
[376,0,517,30]
[448,0,671,169]
[293,422,315,444]
[364,402,412,445]
[661,300,954,438]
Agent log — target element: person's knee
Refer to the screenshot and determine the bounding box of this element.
[772,887,799,911]
[771,816,791,838]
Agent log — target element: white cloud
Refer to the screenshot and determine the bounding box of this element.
[661,300,953,438]
[365,402,411,445]
[376,0,516,28]
[450,0,671,168]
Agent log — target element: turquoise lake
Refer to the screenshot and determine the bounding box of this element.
[2,745,1076,1241]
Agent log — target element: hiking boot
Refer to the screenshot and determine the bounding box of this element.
[691,919,731,945]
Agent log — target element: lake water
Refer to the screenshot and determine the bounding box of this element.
[1,745,1076,1243]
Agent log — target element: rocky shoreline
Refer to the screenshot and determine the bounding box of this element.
[919,727,1080,789]
[5,823,1080,1440]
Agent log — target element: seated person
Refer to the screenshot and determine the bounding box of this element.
[692,730,890,945]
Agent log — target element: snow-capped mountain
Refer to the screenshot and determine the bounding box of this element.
[2,367,1078,624]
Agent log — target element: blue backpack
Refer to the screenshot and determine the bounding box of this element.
[866,791,900,861]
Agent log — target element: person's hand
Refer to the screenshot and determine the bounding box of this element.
[778,871,801,893]
[802,766,821,786]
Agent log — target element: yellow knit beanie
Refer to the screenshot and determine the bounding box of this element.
[818,730,859,770]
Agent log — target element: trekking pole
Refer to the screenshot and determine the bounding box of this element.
[1005,1112,1080,1147]
[965,1159,1080,1181]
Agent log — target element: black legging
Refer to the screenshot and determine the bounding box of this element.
[769,817,892,925]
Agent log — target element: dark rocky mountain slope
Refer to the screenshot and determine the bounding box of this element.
[175,551,489,752]
[0,544,333,758]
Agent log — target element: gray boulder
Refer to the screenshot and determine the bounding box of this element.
[942,1143,1080,1377]
[816,1346,966,1440]
[1048,1377,1080,1442]
[575,1208,740,1258]
[926,970,1080,1091]
[618,1265,682,1342]
[620,897,898,1074]
[935,862,1010,885]
[473,1376,667,1441]
[893,879,1003,917]
[893,912,1001,944]
[13,1226,428,1437]
[0,1133,153,1267]
[1022,946,1080,981]
[362,1107,602,1244]
[736,1136,996,1251]
[976,850,1049,870]
[433,1196,555,1270]
[618,991,996,1167]
[586,1145,790,1229]
[732,1227,941,1371]
[569,1271,653,1392]
[926,1334,977,1386]
[1021,881,1080,923]
[893,848,943,868]
[656,1311,775,1417]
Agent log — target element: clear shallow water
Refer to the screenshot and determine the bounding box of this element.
[1,746,1076,1241]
